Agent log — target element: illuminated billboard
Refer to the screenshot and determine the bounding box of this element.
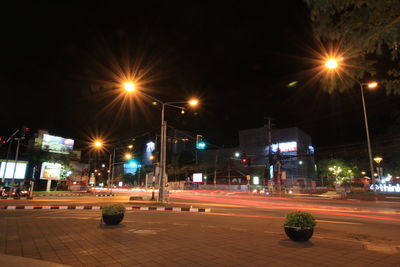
[0,160,27,179]
[193,173,203,183]
[42,134,74,154]
[40,162,62,180]
[271,141,297,153]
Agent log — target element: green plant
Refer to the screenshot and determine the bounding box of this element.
[284,211,316,228]
[102,204,126,215]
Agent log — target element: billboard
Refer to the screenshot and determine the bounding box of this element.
[271,141,297,153]
[193,173,203,183]
[0,160,28,180]
[40,162,62,180]
[42,134,74,154]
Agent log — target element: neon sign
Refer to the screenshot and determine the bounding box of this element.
[370,184,400,193]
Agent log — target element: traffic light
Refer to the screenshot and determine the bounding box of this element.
[21,126,30,137]
[196,135,206,149]
[241,153,248,166]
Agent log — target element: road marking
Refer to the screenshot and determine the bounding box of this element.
[316,219,361,225]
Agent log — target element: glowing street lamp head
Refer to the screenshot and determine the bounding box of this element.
[373,156,383,164]
[124,153,132,160]
[94,140,103,148]
[188,98,199,107]
[325,58,338,70]
[124,82,136,92]
[368,81,378,88]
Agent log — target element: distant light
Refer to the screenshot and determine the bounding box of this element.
[125,153,132,160]
[234,152,240,158]
[288,190,293,194]
[152,101,158,106]
[181,109,185,114]
[197,141,206,150]
[373,156,383,164]
[368,82,378,88]
[101,164,105,168]
[325,58,338,69]
[287,81,298,87]
[146,142,155,152]
[128,160,138,168]
[118,181,123,187]
[189,99,199,106]
[128,145,133,149]
[298,161,303,165]
[149,155,154,160]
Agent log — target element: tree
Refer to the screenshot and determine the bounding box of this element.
[305,0,400,94]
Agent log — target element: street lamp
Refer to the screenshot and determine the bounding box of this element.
[124,153,133,160]
[123,82,199,201]
[373,156,383,181]
[92,140,113,193]
[324,58,378,191]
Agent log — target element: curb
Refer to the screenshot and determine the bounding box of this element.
[1,206,211,212]
[95,194,115,197]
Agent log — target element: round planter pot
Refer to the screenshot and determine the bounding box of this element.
[284,226,314,242]
[102,213,124,225]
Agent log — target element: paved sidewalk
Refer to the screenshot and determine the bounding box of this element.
[1,210,399,266]
[1,253,70,266]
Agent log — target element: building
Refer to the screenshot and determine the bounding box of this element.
[193,127,316,188]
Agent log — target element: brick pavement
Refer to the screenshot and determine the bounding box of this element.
[0,210,399,266]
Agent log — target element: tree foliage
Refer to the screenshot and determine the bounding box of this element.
[305,0,400,94]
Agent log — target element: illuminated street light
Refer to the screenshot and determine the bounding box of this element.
[373,156,383,164]
[189,98,199,106]
[322,57,379,191]
[128,144,133,149]
[234,152,240,158]
[149,155,154,161]
[125,153,132,160]
[121,81,200,202]
[124,82,136,92]
[94,140,103,148]
[325,58,338,69]
[368,81,378,88]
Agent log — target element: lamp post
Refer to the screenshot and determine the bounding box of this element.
[324,58,378,191]
[123,82,199,202]
[373,156,383,182]
[93,140,113,193]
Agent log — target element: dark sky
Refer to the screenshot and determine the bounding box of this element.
[1,2,399,151]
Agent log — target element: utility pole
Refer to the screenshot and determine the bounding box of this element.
[213,149,218,188]
[264,117,275,184]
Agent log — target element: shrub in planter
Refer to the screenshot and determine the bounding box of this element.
[284,211,316,242]
[102,204,125,225]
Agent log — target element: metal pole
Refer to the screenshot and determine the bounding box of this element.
[111,148,115,192]
[10,138,21,194]
[214,149,218,188]
[159,103,165,201]
[107,152,112,194]
[1,139,13,184]
[359,83,376,192]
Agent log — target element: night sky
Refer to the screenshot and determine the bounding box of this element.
[1,2,399,153]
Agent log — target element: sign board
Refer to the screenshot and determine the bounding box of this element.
[42,134,74,154]
[253,176,260,185]
[246,175,251,181]
[0,160,28,180]
[193,173,203,183]
[40,162,62,180]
